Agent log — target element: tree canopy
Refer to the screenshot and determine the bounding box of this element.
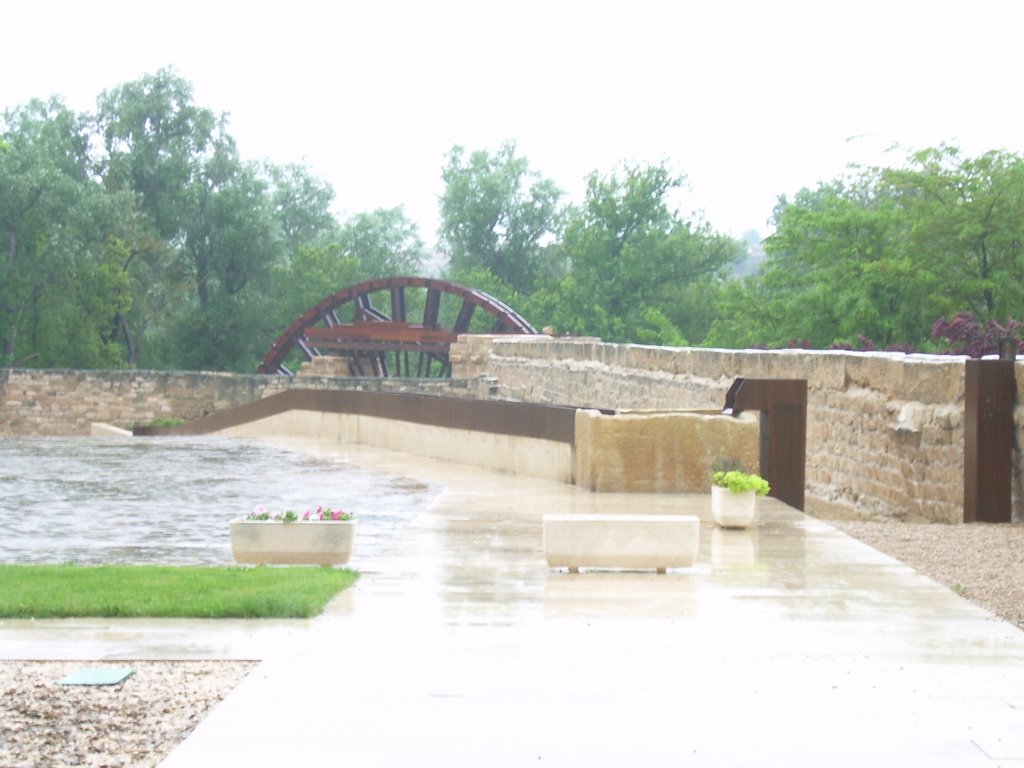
[4,69,1022,372]
[707,147,1024,351]
[439,142,563,294]
[0,69,428,371]
[529,164,740,345]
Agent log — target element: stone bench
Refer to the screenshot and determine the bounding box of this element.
[542,514,700,573]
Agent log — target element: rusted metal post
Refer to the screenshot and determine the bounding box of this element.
[964,359,1016,523]
[722,378,807,511]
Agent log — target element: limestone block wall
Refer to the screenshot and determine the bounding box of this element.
[0,368,473,436]
[574,409,759,493]
[451,336,1007,523]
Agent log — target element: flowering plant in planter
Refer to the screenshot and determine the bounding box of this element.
[245,505,354,522]
[231,505,356,565]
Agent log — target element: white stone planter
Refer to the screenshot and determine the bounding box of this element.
[229,520,354,565]
[543,514,700,573]
[711,486,758,528]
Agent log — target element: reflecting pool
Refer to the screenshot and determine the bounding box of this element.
[0,436,439,565]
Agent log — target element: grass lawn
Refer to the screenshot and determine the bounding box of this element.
[0,564,358,619]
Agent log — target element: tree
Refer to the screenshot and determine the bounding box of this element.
[339,207,426,279]
[267,163,340,252]
[540,163,740,344]
[0,98,135,368]
[439,142,563,293]
[881,146,1024,322]
[96,68,217,240]
[706,146,1024,351]
[708,176,934,348]
[165,136,288,371]
[93,70,344,371]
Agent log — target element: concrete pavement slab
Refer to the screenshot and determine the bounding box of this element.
[163,441,1024,766]
[5,439,1023,765]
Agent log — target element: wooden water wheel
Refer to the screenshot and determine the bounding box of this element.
[258,276,537,377]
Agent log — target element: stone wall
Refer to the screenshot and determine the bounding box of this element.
[573,409,759,493]
[6,336,1023,524]
[451,336,1022,524]
[0,368,477,436]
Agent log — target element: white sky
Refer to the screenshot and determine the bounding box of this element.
[4,0,1023,244]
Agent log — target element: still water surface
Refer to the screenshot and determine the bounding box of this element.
[0,436,438,565]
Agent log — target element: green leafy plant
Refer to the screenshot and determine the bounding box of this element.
[245,505,353,522]
[144,417,184,428]
[711,470,770,496]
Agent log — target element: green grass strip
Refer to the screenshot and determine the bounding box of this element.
[0,564,358,619]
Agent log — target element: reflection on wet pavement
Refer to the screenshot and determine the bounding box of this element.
[5,436,1024,766]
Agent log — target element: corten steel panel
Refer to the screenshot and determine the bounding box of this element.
[964,360,1016,523]
[455,400,508,435]
[381,392,414,424]
[545,409,577,444]
[422,395,447,429]
[131,388,580,445]
[722,378,807,511]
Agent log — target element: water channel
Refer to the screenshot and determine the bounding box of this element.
[0,436,439,565]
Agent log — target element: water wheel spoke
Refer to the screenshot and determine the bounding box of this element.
[453,298,476,334]
[391,286,406,322]
[350,354,366,376]
[297,337,317,360]
[423,288,441,328]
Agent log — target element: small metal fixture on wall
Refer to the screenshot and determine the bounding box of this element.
[998,337,1018,361]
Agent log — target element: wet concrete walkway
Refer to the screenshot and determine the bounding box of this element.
[6,440,1024,765]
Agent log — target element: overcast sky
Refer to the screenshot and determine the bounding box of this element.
[5,1,1023,244]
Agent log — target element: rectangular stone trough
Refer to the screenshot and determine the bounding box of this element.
[542,514,700,573]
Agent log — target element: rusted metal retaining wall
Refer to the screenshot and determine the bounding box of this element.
[134,388,577,445]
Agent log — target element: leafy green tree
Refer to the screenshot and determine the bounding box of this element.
[96,68,218,240]
[267,163,341,252]
[540,163,740,344]
[707,176,934,348]
[881,146,1024,322]
[340,207,426,279]
[158,135,293,371]
[707,146,1024,351]
[94,70,344,371]
[0,98,136,368]
[439,142,563,293]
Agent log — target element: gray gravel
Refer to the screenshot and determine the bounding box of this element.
[0,660,253,768]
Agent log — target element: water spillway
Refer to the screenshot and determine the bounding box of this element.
[0,436,437,565]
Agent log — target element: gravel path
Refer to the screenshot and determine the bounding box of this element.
[829,519,1024,631]
[0,660,253,768]
[1,521,1022,767]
